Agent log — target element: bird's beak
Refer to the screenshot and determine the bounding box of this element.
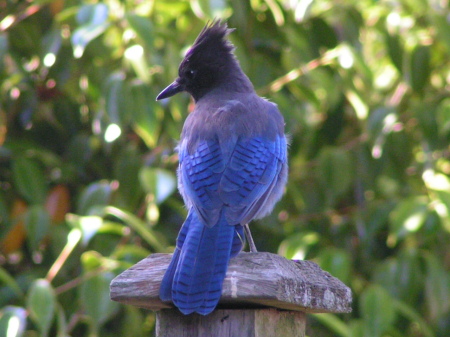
[156,79,183,100]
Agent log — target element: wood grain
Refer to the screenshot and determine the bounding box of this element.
[110,252,352,314]
[156,308,306,337]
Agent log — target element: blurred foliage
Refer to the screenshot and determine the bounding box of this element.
[0,0,449,336]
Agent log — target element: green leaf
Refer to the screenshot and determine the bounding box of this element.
[139,167,177,204]
[66,215,102,245]
[414,102,440,149]
[55,303,68,337]
[113,244,150,264]
[389,196,428,243]
[430,13,450,53]
[0,306,27,337]
[410,44,430,93]
[0,193,11,237]
[392,299,435,337]
[27,279,55,337]
[113,145,144,210]
[0,35,8,74]
[76,181,114,215]
[0,267,24,299]
[278,232,320,260]
[190,0,230,19]
[126,14,154,48]
[360,285,396,337]
[317,147,353,205]
[41,26,62,63]
[71,22,109,58]
[64,134,97,169]
[121,305,145,337]
[71,3,110,58]
[12,156,47,204]
[81,250,104,271]
[80,271,118,328]
[373,249,423,304]
[104,72,128,125]
[423,252,450,321]
[76,3,108,24]
[312,313,351,337]
[25,205,50,252]
[318,248,352,284]
[310,17,338,50]
[129,82,159,148]
[385,32,404,73]
[103,206,166,252]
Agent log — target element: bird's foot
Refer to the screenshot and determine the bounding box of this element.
[244,223,258,253]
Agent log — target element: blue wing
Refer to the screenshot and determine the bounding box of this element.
[179,134,287,227]
[220,135,287,224]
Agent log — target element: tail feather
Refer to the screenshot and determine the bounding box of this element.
[159,212,193,301]
[170,210,234,315]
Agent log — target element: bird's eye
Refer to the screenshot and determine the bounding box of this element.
[186,69,196,79]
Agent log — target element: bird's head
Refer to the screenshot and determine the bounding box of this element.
[156,20,244,102]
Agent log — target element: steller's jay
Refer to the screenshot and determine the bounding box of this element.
[156,20,288,315]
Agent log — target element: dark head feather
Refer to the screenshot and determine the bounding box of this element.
[156,20,252,102]
[179,20,235,74]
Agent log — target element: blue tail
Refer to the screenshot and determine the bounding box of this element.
[159,210,242,315]
[159,211,193,302]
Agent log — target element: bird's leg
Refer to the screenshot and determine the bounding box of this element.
[244,223,258,253]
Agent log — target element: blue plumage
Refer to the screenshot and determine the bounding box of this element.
[156,21,288,315]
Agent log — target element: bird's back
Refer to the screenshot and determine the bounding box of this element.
[178,90,288,227]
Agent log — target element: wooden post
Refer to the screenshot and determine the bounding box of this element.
[110,252,352,337]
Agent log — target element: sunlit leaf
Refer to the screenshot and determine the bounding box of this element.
[41,27,62,67]
[0,306,27,337]
[66,214,102,245]
[103,206,166,252]
[71,3,110,58]
[139,167,177,205]
[389,196,428,243]
[278,232,319,260]
[27,279,55,337]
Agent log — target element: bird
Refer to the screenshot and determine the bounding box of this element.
[156,20,288,315]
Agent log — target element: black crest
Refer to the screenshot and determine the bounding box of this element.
[157,20,251,102]
[182,20,235,68]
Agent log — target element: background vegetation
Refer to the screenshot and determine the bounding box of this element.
[1,0,449,336]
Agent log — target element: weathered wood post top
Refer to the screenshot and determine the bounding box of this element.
[110,252,352,336]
